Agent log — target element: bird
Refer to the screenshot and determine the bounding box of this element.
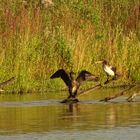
[50,69,99,100]
[96,60,117,83]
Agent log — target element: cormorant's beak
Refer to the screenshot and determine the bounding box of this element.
[95,60,103,64]
[70,71,76,75]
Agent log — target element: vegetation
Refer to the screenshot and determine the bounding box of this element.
[0,0,140,92]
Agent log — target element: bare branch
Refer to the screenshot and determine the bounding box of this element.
[77,78,115,97]
[77,84,102,97]
[99,85,136,102]
[0,77,15,88]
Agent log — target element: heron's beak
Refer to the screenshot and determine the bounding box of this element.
[95,60,103,64]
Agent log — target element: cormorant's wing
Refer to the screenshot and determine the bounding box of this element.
[76,70,99,84]
[110,66,116,73]
[50,69,71,87]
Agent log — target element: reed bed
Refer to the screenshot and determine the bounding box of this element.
[0,0,140,92]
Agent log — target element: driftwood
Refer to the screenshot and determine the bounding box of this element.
[60,84,102,103]
[127,92,140,102]
[60,98,79,104]
[77,78,115,97]
[77,84,102,97]
[127,93,137,102]
[126,84,140,102]
[60,77,139,103]
[60,78,116,103]
[0,77,15,92]
[99,85,136,102]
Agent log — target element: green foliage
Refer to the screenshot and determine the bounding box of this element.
[0,0,140,92]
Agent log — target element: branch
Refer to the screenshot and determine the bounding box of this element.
[99,85,136,102]
[127,93,137,102]
[77,78,116,97]
[77,84,102,97]
[0,77,15,88]
[127,84,140,102]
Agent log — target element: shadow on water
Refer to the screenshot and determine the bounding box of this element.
[0,88,139,139]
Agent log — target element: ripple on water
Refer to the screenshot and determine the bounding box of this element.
[0,91,139,140]
[0,96,139,107]
[0,100,61,107]
[0,126,139,140]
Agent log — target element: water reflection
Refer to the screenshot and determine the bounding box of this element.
[58,101,140,131]
[0,88,139,136]
[67,103,79,113]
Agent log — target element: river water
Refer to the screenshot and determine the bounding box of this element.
[0,88,139,140]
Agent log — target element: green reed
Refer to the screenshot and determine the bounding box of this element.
[0,0,140,92]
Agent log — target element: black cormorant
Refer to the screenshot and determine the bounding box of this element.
[50,69,99,99]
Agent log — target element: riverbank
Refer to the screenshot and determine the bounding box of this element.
[0,0,140,92]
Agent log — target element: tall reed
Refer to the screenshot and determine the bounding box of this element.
[0,0,140,92]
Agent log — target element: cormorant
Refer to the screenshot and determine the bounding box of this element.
[50,69,99,100]
[96,60,117,83]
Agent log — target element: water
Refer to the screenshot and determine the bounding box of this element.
[0,88,139,140]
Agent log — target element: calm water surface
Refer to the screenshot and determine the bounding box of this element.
[0,88,139,140]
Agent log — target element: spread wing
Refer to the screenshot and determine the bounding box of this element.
[76,70,99,84]
[50,69,71,87]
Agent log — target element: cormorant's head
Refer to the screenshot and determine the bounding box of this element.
[102,60,107,65]
[69,71,75,80]
[95,59,108,65]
